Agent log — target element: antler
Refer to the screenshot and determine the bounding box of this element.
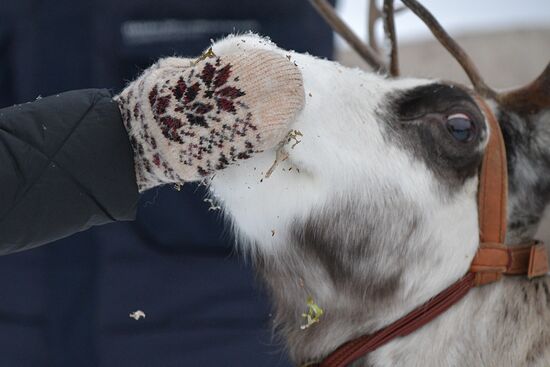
[400,0,550,111]
[382,0,400,76]
[399,0,498,99]
[368,0,381,52]
[308,0,496,97]
[309,0,404,76]
[309,0,549,112]
[308,0,388,73]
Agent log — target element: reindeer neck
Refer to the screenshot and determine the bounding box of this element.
[253,177,480,365]
[362,276,550,367]
[259,259,550,366]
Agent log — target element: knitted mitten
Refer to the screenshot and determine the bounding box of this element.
[115,49,304,192]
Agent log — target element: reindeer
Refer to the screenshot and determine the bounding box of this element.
[201,1,550,365]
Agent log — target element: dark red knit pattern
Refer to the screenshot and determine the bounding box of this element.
[119,56,262,188]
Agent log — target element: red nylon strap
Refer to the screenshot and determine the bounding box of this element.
[315,273,475,367]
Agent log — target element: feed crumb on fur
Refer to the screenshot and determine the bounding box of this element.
[287,130,303,149]
[191,47,216,66]
[301,296,323,330]
[129,310,146,320]
[271,229,275,237]
[265,148,289,178]
[197,178,210,187]
[265,130,303,178]
[203,198,221,211]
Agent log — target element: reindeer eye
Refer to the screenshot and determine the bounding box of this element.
[446,113,475,142]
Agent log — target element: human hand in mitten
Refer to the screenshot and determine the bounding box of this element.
[114,38,305,192]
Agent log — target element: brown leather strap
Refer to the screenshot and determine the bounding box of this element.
[475,97,508,245]
[470,97,510,286]
[529,244,549,278]
[471,241,549,285]
[316,274,475,367]
[470,98,548,285]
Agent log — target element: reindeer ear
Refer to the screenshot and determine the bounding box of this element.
[499,62,550,115]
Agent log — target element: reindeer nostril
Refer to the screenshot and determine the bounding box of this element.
[446,113,475,142]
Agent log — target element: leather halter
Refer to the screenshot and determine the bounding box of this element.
[315,97,549,367]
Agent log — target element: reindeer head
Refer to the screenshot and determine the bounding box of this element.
[207,34,483,362]
[307,0,550,245]
[205,1,550,364]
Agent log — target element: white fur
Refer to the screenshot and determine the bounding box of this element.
[208,34,487,365]
[211,33,478,297]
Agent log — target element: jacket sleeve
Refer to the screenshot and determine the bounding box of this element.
[0,89,139,255]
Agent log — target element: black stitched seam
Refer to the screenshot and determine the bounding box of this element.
[0,127,24,183]
[52,159,117,222]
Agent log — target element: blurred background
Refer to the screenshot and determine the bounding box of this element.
[0,1,334,366]
[0,1,549,366]
[338,0,550,90]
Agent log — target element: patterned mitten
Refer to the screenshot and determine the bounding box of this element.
[115,49,304,192]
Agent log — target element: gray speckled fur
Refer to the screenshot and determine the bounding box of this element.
[258,193,421,363]
[501,109,550,244]
[255,105,550,366]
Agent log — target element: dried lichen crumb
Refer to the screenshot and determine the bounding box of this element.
[191,47,216,66]
[287,130,303,149]
[129,310,146,320]
[300,296,324,330]
[265,130,303,179]
[204,198,221,211]
[265,148,289,178]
